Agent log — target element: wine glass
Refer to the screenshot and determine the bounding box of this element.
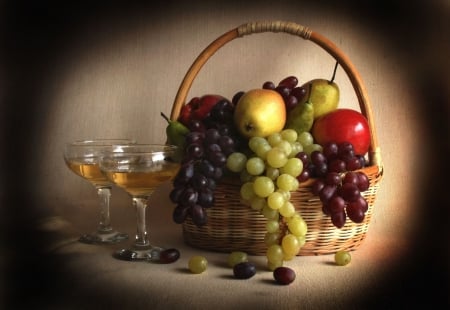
[64,139,136,244]
[99,144,180,262]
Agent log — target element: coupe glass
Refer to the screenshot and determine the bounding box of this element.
[64,139,135,244]
[99,144,180,262]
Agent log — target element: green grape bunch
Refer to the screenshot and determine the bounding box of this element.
[226,129,320,270]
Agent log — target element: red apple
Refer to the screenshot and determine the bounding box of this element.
[312,108,371,155]
[178,97,197,126]
[178,94,227,126]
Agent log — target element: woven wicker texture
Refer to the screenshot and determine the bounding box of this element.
[171,21,383,255]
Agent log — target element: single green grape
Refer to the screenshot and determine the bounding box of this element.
[250,196,267,211]
[253,176,275,197]
[334,250,351,266]
[276,140,292,157]
[188,256,208,274]
[281,234,301,256]
[287,215,308,237]
[267,191,285,210]
[297,131,314,146]
[279,157,303,177]
[289,141,303,158]
[246,157,265,175]
[255,142,271,160]
[266,219,280,233]
[266,244,284,264]
[265,166,280,180]
[262,205,279,220]
[276,173,297,191]
[266,147,288,168]
[277,189,291,201]
[240,182,255,201]
[267,133,282,146]
[226,152,247,173]
[249,136,268,153]
[280,129,298,143]
[227,251,248,267]
[264,231,280,246]
[279,201,296,218]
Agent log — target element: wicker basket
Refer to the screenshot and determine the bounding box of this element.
[169,21,384,256]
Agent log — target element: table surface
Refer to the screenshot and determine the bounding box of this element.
[14,181,419,310]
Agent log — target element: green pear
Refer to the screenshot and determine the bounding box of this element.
[161,112,189,147]
[300,62,340,119]
[161,112,189,161]
[285,84,315,134]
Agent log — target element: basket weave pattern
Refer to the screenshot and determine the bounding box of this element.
[171,21,384,256]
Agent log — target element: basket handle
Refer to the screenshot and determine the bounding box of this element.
[170,21,382,168]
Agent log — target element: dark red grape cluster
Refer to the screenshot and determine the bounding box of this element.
[170,99,243,226]
[262,75,307,112]
[305,141,370,228]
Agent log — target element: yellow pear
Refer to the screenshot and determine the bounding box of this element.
[234,89,286,138]
[300,62,340,119]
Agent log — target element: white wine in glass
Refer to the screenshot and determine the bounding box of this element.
[64,139,135,244]
[99,144,180,261]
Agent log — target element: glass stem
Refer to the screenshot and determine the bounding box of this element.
[133,197,149,248]
[96,186,113,232]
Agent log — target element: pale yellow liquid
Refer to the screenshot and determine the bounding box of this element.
[105,164,179,196]
[66,160,111,187]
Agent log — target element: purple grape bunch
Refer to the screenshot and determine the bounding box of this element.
[262,75,307,112]
[170,98,244,226]
[300,141,370,228]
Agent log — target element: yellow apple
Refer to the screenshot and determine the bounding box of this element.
[234,89,286,138]
[300,78,339,120]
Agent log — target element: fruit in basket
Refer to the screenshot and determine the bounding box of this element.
[307,141,371,228]
[302,79,339,119]
[263,76,307,112]
[277,75,299,89]
[300,62,340,119]
[161,112,189,148]
[178,94,228,126]
[312,108,370,156]
[234,89,286,138]
[284,84,315,134]
[170,96,241,226]
[227,130,309,269]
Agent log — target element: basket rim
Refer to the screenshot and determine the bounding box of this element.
[169,20,382,169]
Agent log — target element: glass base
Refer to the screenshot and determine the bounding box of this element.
[79,231,129,245]
[113,246,165,262]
